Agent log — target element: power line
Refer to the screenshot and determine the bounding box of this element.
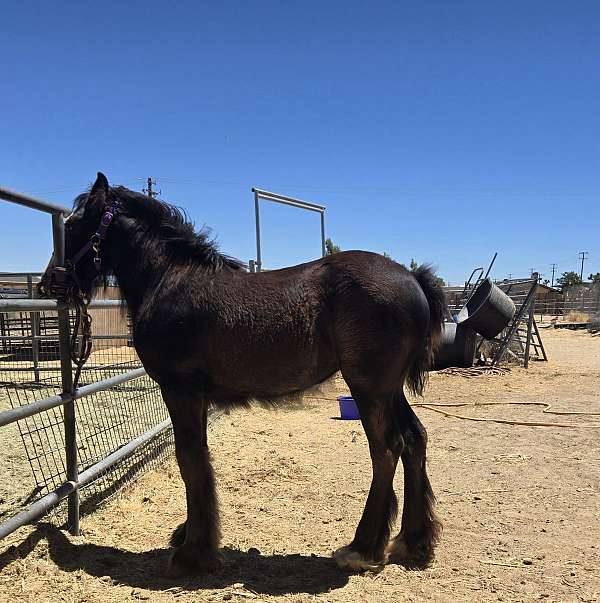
[578,251,589,280]
[22,185,86,195]
[127,176,600,201]
[20,178,144,198]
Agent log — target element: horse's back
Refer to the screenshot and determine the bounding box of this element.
[322,251,430,326]
[226,249,431,349]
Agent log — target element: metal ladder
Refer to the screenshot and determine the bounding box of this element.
[489,278,548,367]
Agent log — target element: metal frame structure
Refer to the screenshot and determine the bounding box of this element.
[0,273,42,380]
[446,261,548,369]
[491,276,547,368]
[252,188,326,272]
[0,186,171,540]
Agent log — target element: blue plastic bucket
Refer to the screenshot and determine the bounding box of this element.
[337,396,360,420]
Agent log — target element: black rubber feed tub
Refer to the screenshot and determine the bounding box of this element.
[456,278,516,339]
[431,322,477,370]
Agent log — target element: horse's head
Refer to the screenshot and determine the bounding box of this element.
[39,172,113,299]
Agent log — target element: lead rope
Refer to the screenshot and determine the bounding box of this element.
[70,297,93,390]
[46,198,121,388]
[49,265,94,390]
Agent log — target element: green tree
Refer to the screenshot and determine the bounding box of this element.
[410,258,419,271]
[383,252,395,262]
[325,237,341,255]
[557,271,583,290]
[589,272,600,284]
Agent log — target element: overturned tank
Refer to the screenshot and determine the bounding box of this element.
[431,322,477,370]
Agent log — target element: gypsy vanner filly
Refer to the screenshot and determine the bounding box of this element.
[40,173,445,577]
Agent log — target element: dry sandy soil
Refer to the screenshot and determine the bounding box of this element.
[0,345,157,519]
[0,329,599,602]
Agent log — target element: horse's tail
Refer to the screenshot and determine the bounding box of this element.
[406,265,447,396]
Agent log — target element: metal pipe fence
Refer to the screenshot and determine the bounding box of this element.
[0,188,173,541]
[251,187,326,271]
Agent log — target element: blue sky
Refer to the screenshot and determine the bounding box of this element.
[1,1,599,285]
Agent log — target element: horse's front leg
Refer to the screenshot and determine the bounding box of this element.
[161,387,221,577]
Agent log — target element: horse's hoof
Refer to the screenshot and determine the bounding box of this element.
[166,545,223,578]
[333,545,386,573]
[385,536,434,569]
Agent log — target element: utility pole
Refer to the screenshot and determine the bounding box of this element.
[550,263,557,287]
[143,177,160,199]
[578,251,589,280]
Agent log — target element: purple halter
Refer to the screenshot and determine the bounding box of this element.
[70,198,120,271]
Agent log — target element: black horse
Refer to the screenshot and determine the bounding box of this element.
[40,173,445,577]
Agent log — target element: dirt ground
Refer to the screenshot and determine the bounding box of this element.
[0,344,156,518]
[0,329,599,602]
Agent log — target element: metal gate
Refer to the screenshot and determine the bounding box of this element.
[0,186,173,539]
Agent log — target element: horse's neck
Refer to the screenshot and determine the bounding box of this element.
[106,223,171,317]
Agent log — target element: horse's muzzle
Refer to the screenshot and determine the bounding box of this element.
[38,266,76,300]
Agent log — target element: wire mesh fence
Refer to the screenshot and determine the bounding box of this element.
[445,279,600,322]
[562,284,600,319]
[0,288,173,527]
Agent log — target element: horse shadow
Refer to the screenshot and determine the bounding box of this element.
[0,524,350,596]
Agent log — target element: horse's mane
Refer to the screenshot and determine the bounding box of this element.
[107,186,245,272]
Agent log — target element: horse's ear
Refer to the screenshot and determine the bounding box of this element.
[88,172,109,207]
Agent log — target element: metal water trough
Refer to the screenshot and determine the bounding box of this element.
[456,277,516,339]
[432,322,477,370]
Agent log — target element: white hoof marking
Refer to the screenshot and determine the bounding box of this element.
[333,545,385,573]
[386,537,409,559]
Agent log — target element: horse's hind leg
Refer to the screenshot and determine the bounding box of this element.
[333,388,401,572]
[161,386,221,577]
[386,392,441,568]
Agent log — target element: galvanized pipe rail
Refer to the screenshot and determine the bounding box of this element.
[0,363,142,373]
[0,186,70,216]
[0,299,123,313]
[0,272,43,278]
[0,368,147,428]
[0,333,132,341]
[251,187,326,271]
[0,185,171,541]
